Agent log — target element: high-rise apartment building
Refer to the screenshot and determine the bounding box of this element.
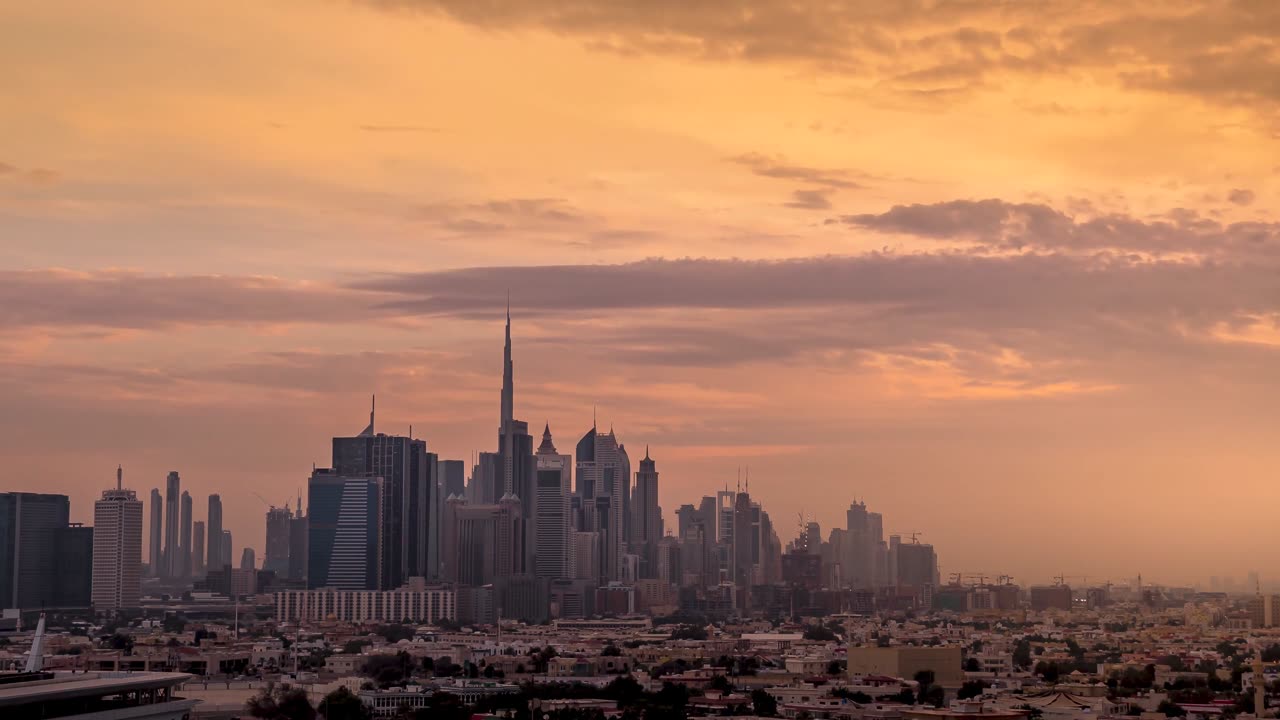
[148,488,162,577]
[220,531,232,570]
[288,511,308,582]
[441,495,522,586]
[893,537,938,590]
[163,471,180,577]
[92,468,143,611]
[533,424,571,579]
[630,447,662,577]
[241,548,256,571]
[179,491,192,578]
[54,524,93,608]
[440,460,466,499]
[206,494,223,571]
[307,469,382,590]
[192,520,205,576]
[0,492,70,609]
[330,399,433,589]
[264,506,292,575]
[575,425,627,581]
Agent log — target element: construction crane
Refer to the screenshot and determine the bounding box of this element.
[892,531,923,544]
[1055,574,1089,586]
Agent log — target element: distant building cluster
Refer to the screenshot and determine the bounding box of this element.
[3,308,953,620]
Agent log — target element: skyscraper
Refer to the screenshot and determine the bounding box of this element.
[533,424,571,580]
[330,398,432,589]
[288,509,308,582]
[442,495,522,586]
[54,524,93,608]
[206,494,223,571]
[575,425,626,581]
[163,471,180,577]
[0,492,70,609]
[264,506,292,575]
[307,469,382,590]
[440,460,466,498]
[630,446,662,577]
[220,531,231,571]
[148,488,162,577]
[240,547,256,570]
[92,468,143,611]
[496,305,535,576]
[192,520,206,576]
[179,491,192,578]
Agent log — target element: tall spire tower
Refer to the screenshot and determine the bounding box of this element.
[494,297,536,575]
[501,297,514,428]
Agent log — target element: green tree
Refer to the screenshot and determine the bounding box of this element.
[162,613,187,634]
[1013,639,1032,669]
[747,686,778,712]
[889,687,916,705]
[965,657,981,672]
[668,625,708,641]
[832,688,873,703]
[317,687,370,720]
[804,625,837,642]
[958,680,989,700]
[245,684,316,720]
[343,639,371,655]
[1035,661,1060,684]
[1157,700,1187,717]
[106,633,133,654]
[377,624,416,643]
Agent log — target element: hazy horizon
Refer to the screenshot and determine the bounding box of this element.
[2,0,1278,586]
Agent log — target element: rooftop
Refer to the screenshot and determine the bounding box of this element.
[0,671,194,707]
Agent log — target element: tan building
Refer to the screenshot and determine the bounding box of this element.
[1247,595,1280,628]
[847,646,964,686]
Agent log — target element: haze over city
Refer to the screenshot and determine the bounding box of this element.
[3,0,1280,587]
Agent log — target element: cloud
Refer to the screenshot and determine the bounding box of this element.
[363,1,1280,111]
[832,198,1280,257]
[0,161,60,184]
[784,189,832,209]
[1228,188,1256,206]
[730,152,864,189]
[414,197,590,230]
[0,269,377,330]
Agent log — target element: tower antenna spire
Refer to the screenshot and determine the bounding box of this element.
[116,465,122,491]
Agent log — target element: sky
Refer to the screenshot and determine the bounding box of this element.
[1,0,1278,586]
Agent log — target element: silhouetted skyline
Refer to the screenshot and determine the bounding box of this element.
[2,1,1278,584]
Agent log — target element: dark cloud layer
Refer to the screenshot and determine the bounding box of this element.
[784,189,832,210]
[8,198,1278,344]
[362,0,1280,109]
[833,199,1280,257]
[0,271,374,329]
[730,153,864,189]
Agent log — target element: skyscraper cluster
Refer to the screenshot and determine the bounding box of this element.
[28,304,940,619]
[777,500,942,612]
[298,307,684,621]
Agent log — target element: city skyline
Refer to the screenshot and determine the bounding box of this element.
[3,1,1279,584]
[17,306,1280,589]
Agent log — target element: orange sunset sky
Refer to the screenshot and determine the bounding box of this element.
[1,0,1278,585]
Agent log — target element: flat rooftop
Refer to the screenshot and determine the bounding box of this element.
[0,671,194,707]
